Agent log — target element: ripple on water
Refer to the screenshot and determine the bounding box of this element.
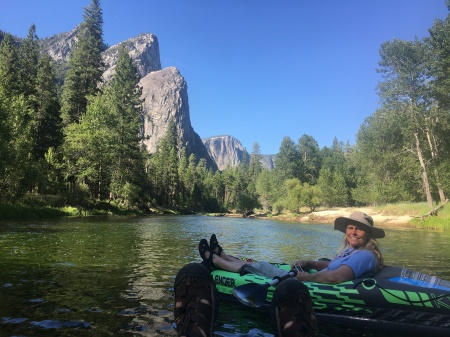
[29,319,91,329]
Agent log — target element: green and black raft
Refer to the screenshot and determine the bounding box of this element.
[211,262,450,336]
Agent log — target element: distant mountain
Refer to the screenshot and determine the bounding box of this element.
[260,154,276,170]
[203,135,275,171]
[203,135,245,171]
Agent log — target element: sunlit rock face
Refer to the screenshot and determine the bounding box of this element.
[102,33,161,84]
[140,67,217,170]
[202,135,245,171]
[203,135,275,170]
[40,26,81,62]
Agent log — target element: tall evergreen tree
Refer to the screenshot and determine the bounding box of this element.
[148,120,180,206]
[19,24,39,100]
[32,53,62,159]
[274,136,302,181]
[318,141,352,207]
[272,136,302,201]
[107,43,145,203]
[61,0,104,125]
[0,88,32,203]
[0,33,35,201]
[298,134,321,185]
[249,142,263,177]
[0,34,21,97]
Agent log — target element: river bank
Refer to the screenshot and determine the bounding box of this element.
[263,207,415,229]
[225,206,419,229]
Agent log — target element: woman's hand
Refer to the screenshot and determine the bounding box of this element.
[291,260,310,271]
[296,271,311,281]
[291,260,312,269]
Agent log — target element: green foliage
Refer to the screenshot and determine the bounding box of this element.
[353,108,422,204]
[298,134,321,185]
[274,136,302,182]
[0,204,71,220]
[31,53,62,160]
[301,183,322,212]
[0,34,22,96]
[61,0,104,125]
[0,87,33,203]
[255,169,276,212]
[283,178,303,213]
[317,166,348,207]
[376,37,441,207]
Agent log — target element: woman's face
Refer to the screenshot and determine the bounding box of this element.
[345,224,369,248]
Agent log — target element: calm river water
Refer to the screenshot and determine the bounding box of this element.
[1,215,449,337]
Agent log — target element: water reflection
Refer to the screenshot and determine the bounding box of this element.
[0,215,449,336]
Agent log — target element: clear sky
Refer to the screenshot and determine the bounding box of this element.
[1,0,448,154]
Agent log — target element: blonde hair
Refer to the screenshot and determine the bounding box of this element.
[335,235,384,271]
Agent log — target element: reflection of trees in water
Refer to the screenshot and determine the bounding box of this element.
[2,216,449,336]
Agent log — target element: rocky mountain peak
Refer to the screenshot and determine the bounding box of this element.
[203,135,276,170]
[40,25,81,62]
[102,33,161,83]
[203,135,245,171]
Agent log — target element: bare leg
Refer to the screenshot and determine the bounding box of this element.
[217,250,244,263]
[205,250,247,272]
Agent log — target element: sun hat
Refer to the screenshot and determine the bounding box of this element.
[334,212,385,239]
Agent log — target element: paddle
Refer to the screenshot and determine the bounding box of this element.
[232,271,297,307]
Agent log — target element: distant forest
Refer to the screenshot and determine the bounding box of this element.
[1,0,449,214]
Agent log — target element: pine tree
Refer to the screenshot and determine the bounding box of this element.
[61,0,104,125]
[298,134,321,185]
[107,44,145,204]
[249,142,263,177]
[0,34,21,96]
[19,24,39,100]
[0,33,34,201]
[32,53,62,159]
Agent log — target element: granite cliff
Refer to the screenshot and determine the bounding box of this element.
[203,135,275,171]
[140,67,215,168]
[203,136,245,171]
[41,29,217,170]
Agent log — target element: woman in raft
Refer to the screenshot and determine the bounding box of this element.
[199,211,385,283]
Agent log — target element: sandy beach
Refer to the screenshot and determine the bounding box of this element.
[262,207,415,229]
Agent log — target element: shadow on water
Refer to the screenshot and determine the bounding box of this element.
[1,215,449,336]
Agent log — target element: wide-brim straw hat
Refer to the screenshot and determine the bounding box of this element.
[334,211,385,239]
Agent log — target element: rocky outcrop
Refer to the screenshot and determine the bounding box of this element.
[140,67,217,170]
[203,136,245,171]
[40,26,80,62]
[260,154,275,170]
[203,135,276,170]
[102,33,161,83]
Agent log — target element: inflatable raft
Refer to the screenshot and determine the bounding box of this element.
[211,263,450,336]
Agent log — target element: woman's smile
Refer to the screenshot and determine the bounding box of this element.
[346,224,368,248]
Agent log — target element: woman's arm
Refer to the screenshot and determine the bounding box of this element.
[295,265,355,284]
[292,260,330,271]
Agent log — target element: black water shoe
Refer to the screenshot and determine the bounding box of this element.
[271,278,318,337]
[174,263,218,337]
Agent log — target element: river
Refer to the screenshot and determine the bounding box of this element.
[1,215,449,336]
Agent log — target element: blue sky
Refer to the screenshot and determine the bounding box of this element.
[1,0,448,154]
